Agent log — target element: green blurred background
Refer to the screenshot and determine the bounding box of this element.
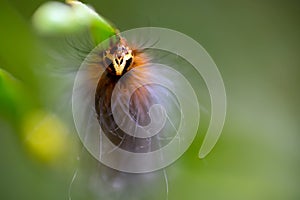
[0,0,299,199]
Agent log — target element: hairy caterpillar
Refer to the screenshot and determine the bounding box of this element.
[94,35,177,154]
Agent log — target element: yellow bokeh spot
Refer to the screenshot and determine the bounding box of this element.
[22,110,69,163]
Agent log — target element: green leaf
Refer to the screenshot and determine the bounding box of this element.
[32,0,117,45]
[0,68,35,124]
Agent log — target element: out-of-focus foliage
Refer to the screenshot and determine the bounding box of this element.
[22,110,70,164]
[32,0,117,44]
[0,69,34,123]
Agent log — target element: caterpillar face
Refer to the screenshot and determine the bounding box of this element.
[104,39,134,76]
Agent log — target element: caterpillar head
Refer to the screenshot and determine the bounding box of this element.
[104,39,134,76]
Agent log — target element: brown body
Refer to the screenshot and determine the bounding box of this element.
[95,37,162,153]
